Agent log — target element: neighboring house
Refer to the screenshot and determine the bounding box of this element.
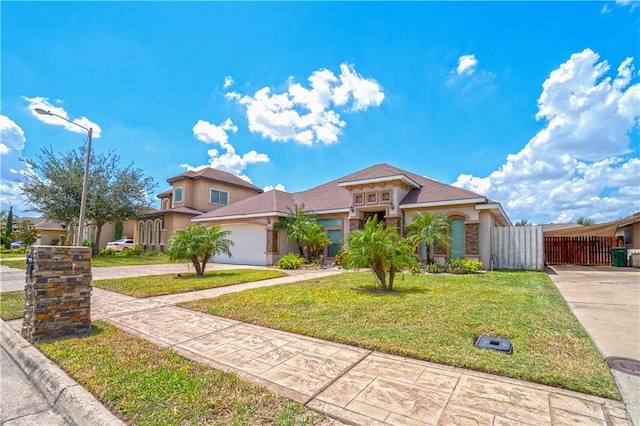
[186,163,511,268]
[10,217,67,245]
[134,167,263,252]
[543,213,640,266]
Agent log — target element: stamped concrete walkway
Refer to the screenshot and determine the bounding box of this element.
[90,270,631,426]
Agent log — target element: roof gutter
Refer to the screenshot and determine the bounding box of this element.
[400,197,487,209]
[475,203,512,226]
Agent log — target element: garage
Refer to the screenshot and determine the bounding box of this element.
[213,224,267,266]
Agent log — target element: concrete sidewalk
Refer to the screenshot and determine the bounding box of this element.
[1,264,635,425]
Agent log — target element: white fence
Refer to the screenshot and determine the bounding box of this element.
[491,226,544,271]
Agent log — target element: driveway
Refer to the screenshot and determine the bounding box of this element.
[548,265,640,425]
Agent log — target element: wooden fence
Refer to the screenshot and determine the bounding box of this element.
[492,226,544,271]
[544,236,615,266]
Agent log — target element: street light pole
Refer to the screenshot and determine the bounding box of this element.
[34,108,93,246]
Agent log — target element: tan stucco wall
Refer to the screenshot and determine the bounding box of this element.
[170,178,259,212]
[37,229,64,245]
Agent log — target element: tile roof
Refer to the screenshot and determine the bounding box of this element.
[166,167,262,192]
[195,163,495,221]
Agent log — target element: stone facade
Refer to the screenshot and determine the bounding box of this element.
[465,223,480,256]
[22,245,92,342]
[266,229,278,253]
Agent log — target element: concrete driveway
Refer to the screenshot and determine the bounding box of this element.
[548,265,640,425]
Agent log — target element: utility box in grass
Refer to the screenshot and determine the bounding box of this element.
[21,245,92,342]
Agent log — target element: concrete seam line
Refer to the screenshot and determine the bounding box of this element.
[0,319,124,425]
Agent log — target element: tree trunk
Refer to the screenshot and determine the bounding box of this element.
[93,222,104,255]
[192,256,203,276]
[388,269,396,291]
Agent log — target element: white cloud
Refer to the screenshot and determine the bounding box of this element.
[616,0,637,11]
[189,118,270,182]
[23,96,102,138]
[228,63,384,146]
[223,76,234,88]
[263,183,286,192]
[456,54,478,75]
[0,115,34,214]
[454,49,640,223]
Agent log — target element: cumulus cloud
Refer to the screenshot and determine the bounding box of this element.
[226,63,384,146]
[0,115,33,213]
[189,118,270,182]
[456,54,478,75]
[454,49,640,223]
[223,76,234,88]
[23,96,102,138]
[263,183,286,192]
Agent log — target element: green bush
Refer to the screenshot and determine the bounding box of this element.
[121,244,145,256]
[275,253,306,270]
[444,258,483,274]
[99,248,117,256]
[425,263,443,274]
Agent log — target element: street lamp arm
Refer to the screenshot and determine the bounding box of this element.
[34,108,91,133]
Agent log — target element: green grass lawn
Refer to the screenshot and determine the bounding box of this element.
[92,269,288,298]
[0,291,24,320]
[180,270,619,399]
[38,322,326,425]
[0,253,174,269]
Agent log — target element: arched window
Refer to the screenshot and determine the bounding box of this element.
[173,187,183,205]
[155,219,162,248]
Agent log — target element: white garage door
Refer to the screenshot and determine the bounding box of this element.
[214,224,266,266]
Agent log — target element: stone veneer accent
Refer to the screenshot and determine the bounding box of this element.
[22,245,92,343]
[266,229,278,253]
[385,216,401,229]
[349,217,364,232]
[465,223,480,255]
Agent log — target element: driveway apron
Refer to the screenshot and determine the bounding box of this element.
[548,265,640,426]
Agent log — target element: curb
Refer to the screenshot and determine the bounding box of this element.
[0,319,125,426]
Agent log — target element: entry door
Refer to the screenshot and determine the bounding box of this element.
[450,219,464,259]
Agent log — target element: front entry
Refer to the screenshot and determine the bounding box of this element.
[364,211,386,225]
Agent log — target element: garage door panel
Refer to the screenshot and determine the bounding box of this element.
[214,224,266,266]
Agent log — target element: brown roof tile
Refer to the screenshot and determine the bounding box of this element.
[195,163,496,221]
[166,167,262,192]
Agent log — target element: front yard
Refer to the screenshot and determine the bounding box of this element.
[179,270,619,399]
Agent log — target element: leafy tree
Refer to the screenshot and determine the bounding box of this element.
[166,224,233,277]
[342,217,418,291]
[515,219,530,226]
[3,207,13,249]
[576,217,596,226]
[275,204,321,260]
[404,212,450,264]
[13,220,38,249]
[21,145,156,253]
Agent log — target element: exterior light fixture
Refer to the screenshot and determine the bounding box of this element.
[390,202,395,210]
[350,206,354,212]
[35,108,93,246]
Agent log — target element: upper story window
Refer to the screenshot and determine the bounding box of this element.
[173,187,183,204]
[210,188,229,205]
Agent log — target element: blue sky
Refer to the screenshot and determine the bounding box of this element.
[1,1,639,224]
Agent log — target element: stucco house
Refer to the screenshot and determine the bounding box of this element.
[134,168,263,252]
[142,163,511,269]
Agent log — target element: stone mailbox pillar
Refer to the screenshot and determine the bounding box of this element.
[22,245,92,342]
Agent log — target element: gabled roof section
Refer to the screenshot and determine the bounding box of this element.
[167,167,262,193]
[193,163,506,221]
[544,213,640,237]
[194,190,297,221]
[156,189,172,199]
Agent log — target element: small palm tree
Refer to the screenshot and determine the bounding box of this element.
[404,212,450,264]
[303,223,331,262]
[166,224,233,276]
[275,204,324,261]
[342,217,418,291]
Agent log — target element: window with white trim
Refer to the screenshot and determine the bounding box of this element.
[210,188,229,205]
[173,187,183,204]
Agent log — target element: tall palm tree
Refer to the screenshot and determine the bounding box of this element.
[166,224,233,276]
[404,212,450,264]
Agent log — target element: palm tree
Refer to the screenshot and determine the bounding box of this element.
[275,204,317,259]
[404,212,450,264]
[166,224,233,276]
[303,223,331,262]
[342,217,418,291]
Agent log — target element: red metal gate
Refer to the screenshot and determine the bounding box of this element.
[544,236,615,266]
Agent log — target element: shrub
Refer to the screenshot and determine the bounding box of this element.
[425,263,443,274]
[99,248,117,256]
[444,258,483,274]
[275,253,306,270]
[121,244,145,256]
